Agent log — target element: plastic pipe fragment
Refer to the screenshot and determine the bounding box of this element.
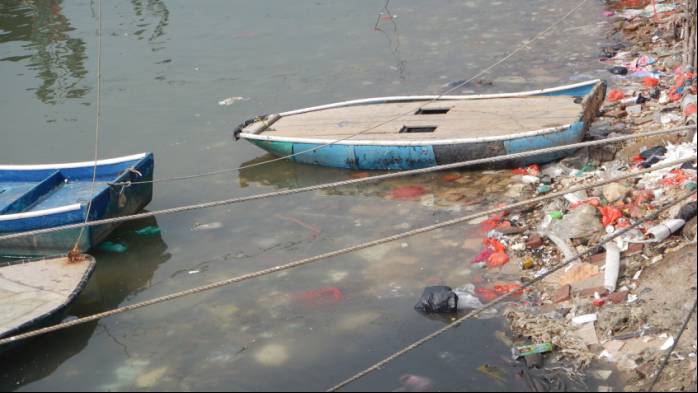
[604,242,621,292]
[645,219,686,243]
[545,233,578,261]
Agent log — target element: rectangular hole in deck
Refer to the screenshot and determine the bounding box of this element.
[415,107,451,115]
[399,126,437,133]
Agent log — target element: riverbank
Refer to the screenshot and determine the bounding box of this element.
[490,1,697,391]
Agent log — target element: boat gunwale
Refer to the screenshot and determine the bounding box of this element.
[0,254,96,339]
[0,153,148,172]
[239,80,604,146]
[239,123,575,147]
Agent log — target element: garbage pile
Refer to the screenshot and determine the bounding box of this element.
[413,1,697,389]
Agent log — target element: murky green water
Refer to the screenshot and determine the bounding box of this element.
[1,0,612,391]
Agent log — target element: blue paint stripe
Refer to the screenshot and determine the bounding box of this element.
[293,143,357,169]
[354,145,436,170]
[540,84,595,97]
[503,122,585,164]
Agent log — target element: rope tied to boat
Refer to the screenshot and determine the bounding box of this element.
[0,165,694,348]
[71,0,103,261]
[0,127,694,244]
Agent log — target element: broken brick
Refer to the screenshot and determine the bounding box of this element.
[553,284,572,303]
[608,291,629,304]
[577,287,609,298]
[525,233,544,249]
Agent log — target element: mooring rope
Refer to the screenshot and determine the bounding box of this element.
[327,191,697,392]
[647,296,698,391]
[73,0,103,253]
[0,126,693,244]
[0,165,693,347]
[110,0,593,187]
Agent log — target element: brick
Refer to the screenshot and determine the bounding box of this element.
[553,284,572,303]
[577,286,609,298]
[608,291,629,304]
[525,234,544,249]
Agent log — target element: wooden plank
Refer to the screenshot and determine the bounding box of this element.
[0,255,95,337]
[256,96,583,141]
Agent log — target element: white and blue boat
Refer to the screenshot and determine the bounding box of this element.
[0,153,154,257]
[236,80,606,170]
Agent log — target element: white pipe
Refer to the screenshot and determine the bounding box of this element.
[604,242,621,292]
[645,219,686,243]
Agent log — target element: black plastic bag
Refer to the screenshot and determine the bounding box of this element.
[414,286,458,313]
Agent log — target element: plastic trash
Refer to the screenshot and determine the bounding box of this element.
[454,285,484,310]
[607,89,625,102]
[550,204,603,239]
[604,242,621,292]
[676,202,697,222]
[682,94,697,116]
[642,77,659,88]
[398,374,433,392]
[546,233,578,261]
[135,226,161,237]
[644,219,686,242]
[512,343,553,359]
[537,184,552,194]
[608,66,628,75]
[414,286,458,313]
[572,313,597,325]
[98,241,128,253]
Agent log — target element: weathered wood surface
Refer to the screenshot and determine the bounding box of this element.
[255,96,583,141]
[0,255,94,337]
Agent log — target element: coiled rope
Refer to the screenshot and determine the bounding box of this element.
[0,160,692,347]
[1,126,693,244]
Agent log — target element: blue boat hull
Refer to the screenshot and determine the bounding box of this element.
[0,154,154,257]
[241,80,607,170]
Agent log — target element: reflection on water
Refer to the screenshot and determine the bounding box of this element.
[0,0,87,104]
[374,0,406,81]
[129,0,169,45]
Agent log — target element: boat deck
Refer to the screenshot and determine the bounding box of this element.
[0,256,95,338]
[254,96,583,141]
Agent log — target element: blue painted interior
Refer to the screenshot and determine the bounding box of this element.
[0,171,65,215]
[0,154,154,233]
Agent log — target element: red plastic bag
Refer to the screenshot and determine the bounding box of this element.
[487,252,509,267]
[607,89,624,102]
[475,287,498,303]
[643,77,659,88]
[599,206,623,227]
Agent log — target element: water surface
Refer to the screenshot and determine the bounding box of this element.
[0,1,610,390]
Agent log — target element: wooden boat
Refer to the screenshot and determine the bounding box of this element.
[0,255,96,342]
[236,80,606,170]
[0,153,154,257]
